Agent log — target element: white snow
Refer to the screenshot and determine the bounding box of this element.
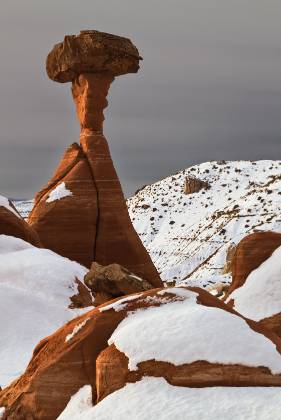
[99,293,143,313]
[127,160,281,288]
[157,287,196,298]
[0,195,20,218]
[57,385,92,419]
[46,182,73,203]
[0,235,90,387]
[65,318,90,343]
[226,245,281,321]
[58,377,281,420]
[109,289,281,373]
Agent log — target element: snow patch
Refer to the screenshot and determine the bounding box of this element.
[58,376,281,420]
[65,318,90,343]
[57,385,92,419]
[46,182,73,203]
[99,293,143,313]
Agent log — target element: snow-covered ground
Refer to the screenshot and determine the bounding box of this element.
[0,235,90,388]
[58,377,281,420]
[127,160,281,287]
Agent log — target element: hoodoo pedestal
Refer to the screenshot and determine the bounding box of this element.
[28,30,162,286]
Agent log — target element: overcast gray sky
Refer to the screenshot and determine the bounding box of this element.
[0,0,280,198]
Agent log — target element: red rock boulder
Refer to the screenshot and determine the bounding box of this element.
[226,243,281,337]
[84,262,153,305]
[225,231,281,298]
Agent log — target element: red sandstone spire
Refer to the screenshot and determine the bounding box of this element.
[29,30,162,287]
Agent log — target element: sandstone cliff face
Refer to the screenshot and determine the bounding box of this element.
[29,31,161,286]
[225,231,281,298]
[2,286,281,419]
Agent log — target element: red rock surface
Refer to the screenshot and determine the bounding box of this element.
[29,143,98,268]
[29,32,162,286]
[225,231,281,298]
[1,287,281,419]
[0,205,41,247]
[184,175,210,194]
[46,30,141,83]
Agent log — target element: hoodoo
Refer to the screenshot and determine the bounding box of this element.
[28,31,162,286]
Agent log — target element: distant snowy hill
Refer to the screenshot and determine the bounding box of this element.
[127,160,281,288]
[12,199,34,220]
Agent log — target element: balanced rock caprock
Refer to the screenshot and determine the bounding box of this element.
[28,30,162,287]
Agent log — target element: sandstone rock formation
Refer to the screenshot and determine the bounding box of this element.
[0,199,41,247]
[226,243,281,338]
[225,231,281,298]
[29,30,162,286]
[84,262,153,305]
[2,286,281,419]
[184,175,210,194]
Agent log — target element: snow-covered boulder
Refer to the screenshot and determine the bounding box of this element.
[225,231,281,298]
[226,244,281,337]
[0,235,92,388]
[2,286,281,419]
[96,287,281,402]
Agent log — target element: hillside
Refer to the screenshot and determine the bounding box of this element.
[127,160,281,288]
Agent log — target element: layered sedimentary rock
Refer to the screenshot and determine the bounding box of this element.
[84,262,153,305]
[0,198,41,246]
[2,287,281,419]
[29,31,161,286]
[225,231,281,298]
[29,143,98,267]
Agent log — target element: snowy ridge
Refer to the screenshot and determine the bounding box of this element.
[127,160,281,287]
[58,377,281,420]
